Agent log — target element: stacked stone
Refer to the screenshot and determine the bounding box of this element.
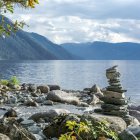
[101,65,129,118]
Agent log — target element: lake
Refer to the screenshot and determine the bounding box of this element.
[0,60,140,105]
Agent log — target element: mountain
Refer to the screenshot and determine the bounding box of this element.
[0,17,74,60]
[61,42,140,60]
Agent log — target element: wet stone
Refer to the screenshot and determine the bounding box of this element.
[101,104,128,111]
[103,109,129,117]
[101,97,128,105]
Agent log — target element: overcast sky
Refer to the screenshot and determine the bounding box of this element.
[7,0,140,44]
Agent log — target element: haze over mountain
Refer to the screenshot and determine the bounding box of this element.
[0,31,76,60]
[1,16,140,60]
[0,17,74,60]
[61,42,140,60]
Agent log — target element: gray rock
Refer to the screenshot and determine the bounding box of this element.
[21,83,29,90]
[106,65,118,72]
[0,122,36,140]
[106,71,120,80]
[29,109,70,123]
[94,92,104,98]
[101,97,128,105]
[78,102,89,107]
[46,90,80,105]
[82,114,127,132]
[123,115,140,126]
[0,133,10,140]
[129,110,140,122]
[24,100,39,107]
[87,94,100,105]
[43,100,53,106]
[48,85,61,91]
[102,109,129,117]
[37,85,50,93]
[28,84,37,92]
[7,96,17,104]
[4,109,17,118]
[11,85,21,90]
[101,104,128,111]
[103,90,125,99]
[35,96,46,103]
[106,86,127,93]
[126,126,140,137]
[90,84,102,93]
[31,92,39,97]
[119,130,138,140]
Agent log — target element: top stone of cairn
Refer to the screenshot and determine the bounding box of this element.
[106,65,121,80]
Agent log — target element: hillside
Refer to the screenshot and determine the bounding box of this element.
[0,17,74,60]
[61,42,140,60]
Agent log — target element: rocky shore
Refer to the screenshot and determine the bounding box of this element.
[0,66,140,140]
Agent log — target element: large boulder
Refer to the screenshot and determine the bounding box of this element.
[37,85,50,93]
[46,90,80,105]
[82,113,127,132]
[29,109,70,123]
[0,133,10,140]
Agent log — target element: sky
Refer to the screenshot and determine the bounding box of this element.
[7,0,140,44]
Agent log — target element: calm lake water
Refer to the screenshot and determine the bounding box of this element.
[0,60,140,105]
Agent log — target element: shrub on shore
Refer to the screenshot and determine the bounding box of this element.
[0,76,20,86]
[59,120,119,140]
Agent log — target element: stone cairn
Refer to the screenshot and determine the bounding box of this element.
[101,65,130,122]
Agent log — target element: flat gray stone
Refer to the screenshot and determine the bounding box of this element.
[101,97,128,105]
[103,90,125,99]
[101,104,128,111]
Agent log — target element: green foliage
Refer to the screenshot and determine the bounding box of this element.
[0,79,9,86]
[9,76,20,85]
[59,120,119,140]
[0,76,19,86]
[0,0,39,36]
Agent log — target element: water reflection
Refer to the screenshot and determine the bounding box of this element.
[0,60,140,104]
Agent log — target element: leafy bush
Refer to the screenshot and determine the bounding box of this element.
[59,120,119,140]
[0,76,20,86]
[0,79,9,86]
[9,76,20,85]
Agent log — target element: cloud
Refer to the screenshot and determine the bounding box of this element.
[6,0,140,43]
